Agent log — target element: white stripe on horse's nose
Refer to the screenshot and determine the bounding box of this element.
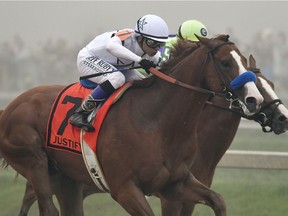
[244,81,264,107]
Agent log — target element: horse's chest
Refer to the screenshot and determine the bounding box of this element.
[142,163,190,192]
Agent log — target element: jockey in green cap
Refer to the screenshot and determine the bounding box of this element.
[161,19,208,62]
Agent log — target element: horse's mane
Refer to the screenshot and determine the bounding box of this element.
[132,41,198,89]
[132,75,156,88]
[160,34,231,73]
[160,40,199,73]
[132,34,231,88]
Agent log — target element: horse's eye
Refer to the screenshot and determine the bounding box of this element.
[221,60,230,67]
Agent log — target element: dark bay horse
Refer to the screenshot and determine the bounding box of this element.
[0,35,264,216]
[10,55,288,216]
[159,54,288,216]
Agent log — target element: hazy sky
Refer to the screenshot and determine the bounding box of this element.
[1,1,287,45]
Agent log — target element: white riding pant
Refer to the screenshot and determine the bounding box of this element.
[77,55,145,89]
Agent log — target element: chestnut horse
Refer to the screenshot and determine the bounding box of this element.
[16,55,288,216]
[0,35,264,216]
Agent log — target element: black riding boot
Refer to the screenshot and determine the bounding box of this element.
[70,95,96,132]
[70,80,116,132]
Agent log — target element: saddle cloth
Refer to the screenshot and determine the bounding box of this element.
[46,82,132,155]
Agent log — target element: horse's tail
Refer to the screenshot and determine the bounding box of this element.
[0,109,4,117]
[0,155,9,169]
[0,152,9,169]
[0,109,9,169]
[0,110,2,160]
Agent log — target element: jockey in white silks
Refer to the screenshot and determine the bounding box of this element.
[70,14,169,132]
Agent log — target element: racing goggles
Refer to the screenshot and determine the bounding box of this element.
[145,38,165,49]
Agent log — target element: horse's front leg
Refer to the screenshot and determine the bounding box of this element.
[110,181,155,216]
[160,198,182,216]
[180,203,195,216]
[160,198,196,216]
[160,173,226,216]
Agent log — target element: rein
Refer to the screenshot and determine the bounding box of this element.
[205,94,246,116]
[148,41,236,99]
[148,67,215,97]
[248,99,283,132]
[205,96,283,133]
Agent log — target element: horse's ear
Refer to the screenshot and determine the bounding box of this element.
[217,34,230,42]
[196,35,214,49]
[249,54,256,68]
[243,55,247,66]
[225,35,230,41]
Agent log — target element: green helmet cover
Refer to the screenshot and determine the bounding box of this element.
[178,20,208,42]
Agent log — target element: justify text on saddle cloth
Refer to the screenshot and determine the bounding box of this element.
[50,135,80,152]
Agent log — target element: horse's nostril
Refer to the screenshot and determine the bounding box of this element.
[278,115,287,122]
[246,97,256,105]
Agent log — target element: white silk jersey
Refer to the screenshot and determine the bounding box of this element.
[78,29,161,68]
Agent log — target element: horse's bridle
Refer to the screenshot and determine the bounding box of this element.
[149,41,239,101]
[206,68,283,133]
[207,94,283,133]
[248,99,283,132]
[151,40,282,132]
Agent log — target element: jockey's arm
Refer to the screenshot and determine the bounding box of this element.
[106,36,142,63]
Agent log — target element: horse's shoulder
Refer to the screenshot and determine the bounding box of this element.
[131,76,156,89]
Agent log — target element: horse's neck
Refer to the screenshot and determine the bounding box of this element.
[194,104,241,176]
[136,52,209,142]
[137,78,208,138]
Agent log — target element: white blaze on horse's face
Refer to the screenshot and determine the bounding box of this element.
[230,51,264,109]
[259,77,288,118]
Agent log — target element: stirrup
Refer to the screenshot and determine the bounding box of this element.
[81,124,95,132]
[70,109,95,132]
[70,117,95,132]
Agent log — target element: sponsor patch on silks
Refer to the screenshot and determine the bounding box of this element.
[115,29,134,41]
[46,82,132,155]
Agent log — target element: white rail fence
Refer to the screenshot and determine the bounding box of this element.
[218,150,288,170]
[219,119,288,170]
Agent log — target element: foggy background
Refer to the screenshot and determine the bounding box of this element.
[1,1,288,107]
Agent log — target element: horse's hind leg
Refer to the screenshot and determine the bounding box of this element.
[52,173,84,216]
[1,138,59,215]
[19,181,37,216]
[18,173,84,216]
[160,173,226,216]
[25,157,59,216]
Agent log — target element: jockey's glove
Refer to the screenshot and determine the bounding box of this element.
[139,59,156,74]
